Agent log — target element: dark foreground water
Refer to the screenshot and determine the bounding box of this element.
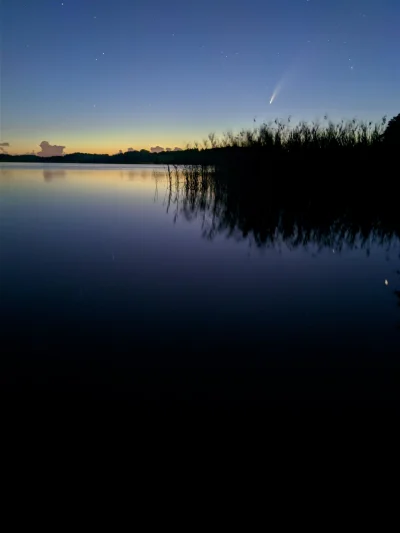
[1,163,399,413]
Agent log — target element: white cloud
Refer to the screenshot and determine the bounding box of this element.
[37,141,65,157]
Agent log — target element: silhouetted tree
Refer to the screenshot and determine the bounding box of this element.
[383,113,400,144]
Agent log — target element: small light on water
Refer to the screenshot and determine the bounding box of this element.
[385,280,389,286]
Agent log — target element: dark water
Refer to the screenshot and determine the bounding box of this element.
[1,163,399,412]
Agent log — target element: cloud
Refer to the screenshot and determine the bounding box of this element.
[174,147,183,151]
[127,147,136,152]
[0,142,10,154]
[150,146,164,153]
[165,148,172,152]
[37,141,65,157]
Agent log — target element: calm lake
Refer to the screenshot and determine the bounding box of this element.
[1,163,399,409]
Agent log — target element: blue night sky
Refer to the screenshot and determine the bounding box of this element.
[1,0,399,155]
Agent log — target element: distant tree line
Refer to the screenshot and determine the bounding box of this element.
[0,148,211,165]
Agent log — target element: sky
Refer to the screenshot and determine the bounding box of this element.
[1,0,399,155]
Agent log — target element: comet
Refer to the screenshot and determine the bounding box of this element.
[269,49,309,106]
[269,90,277,105]
[269,82,282,105]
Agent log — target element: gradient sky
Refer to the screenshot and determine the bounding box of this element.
[1,0,399,155]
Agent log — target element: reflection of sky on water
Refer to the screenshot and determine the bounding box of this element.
[43,169,66,182]
[0,163,399,369]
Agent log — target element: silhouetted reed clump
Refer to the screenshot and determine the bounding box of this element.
[187,115,395,175]
[205,115,387,151]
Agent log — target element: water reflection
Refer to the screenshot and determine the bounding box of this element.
[0,168,13,180]
[115,168,166,182]
[160,166,400,322]
[1,163,400,408]
[43,169,66,182]
[162,166,400,253]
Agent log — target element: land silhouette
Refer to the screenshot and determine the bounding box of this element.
[1,114,398,167]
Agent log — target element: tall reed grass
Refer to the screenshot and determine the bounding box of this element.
[194,116,388,152]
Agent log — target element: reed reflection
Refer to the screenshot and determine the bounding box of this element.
[163,164,400,253]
